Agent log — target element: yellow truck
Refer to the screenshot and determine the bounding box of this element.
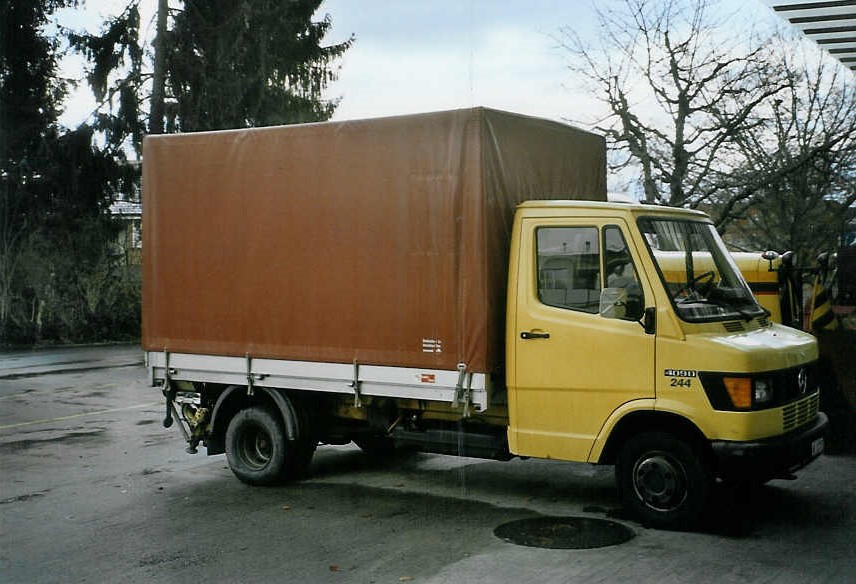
[731,249,856,451]
[143,108,827,529]
[729,252,801,328]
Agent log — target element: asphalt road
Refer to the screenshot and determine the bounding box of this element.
[1,345,855,583]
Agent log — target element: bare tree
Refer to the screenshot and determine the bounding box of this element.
[724,52,856,260]
[559,0,790,216]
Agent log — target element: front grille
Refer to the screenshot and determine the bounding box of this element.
[723,321,745,333]
[777,364,817,403]
[783,392,819,433]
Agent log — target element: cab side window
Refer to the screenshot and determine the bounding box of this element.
[603,225,644,320]
[537,227,601,314]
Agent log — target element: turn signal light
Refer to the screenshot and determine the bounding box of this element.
[723,377,752,409]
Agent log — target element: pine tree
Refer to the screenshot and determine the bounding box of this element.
[166,0,353,131]
[70,0,354,141]
[1,0,72,340]
[1,0,137,344]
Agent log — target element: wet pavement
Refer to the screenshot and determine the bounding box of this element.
[0,344,143,381]
[1,345,855,583]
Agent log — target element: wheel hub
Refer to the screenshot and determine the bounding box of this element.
[633,453,687,511]
[239,424,273,470]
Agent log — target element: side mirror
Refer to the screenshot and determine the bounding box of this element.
[599,288,627,320]
[643,307,656,335]
[600,288,645,322]
[761,250,779,273]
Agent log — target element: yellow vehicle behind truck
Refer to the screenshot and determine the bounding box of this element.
[144,109,827,529]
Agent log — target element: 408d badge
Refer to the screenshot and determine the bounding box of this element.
[664,369,696,388]
[664,369,697,378]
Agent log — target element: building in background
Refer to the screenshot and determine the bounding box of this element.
[109,199,142,266]
[763,0,856,73]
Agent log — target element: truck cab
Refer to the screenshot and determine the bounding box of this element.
[506,201,827,527]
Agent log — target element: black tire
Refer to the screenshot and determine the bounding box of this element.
[225,406,288,485]
[616,432,712,529]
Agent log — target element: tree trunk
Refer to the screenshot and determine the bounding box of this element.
[149,0,169,135]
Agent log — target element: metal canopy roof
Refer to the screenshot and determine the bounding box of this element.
[764,0,856,72]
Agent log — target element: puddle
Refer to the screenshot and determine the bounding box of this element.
[0,429,107,453]
[494,516,634,549]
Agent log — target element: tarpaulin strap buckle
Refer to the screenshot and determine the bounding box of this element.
[246,354,255,396]
[452,363,472,417]
[349,359,362,408]
[161,349,172,395]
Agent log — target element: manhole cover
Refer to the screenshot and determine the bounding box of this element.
[494,516,634,549]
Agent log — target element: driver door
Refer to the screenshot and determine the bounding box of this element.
[509,218,656,462]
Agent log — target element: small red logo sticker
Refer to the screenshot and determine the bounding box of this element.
[419,374,436,384]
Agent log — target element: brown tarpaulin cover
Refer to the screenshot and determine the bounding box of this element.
[142,107,606,373]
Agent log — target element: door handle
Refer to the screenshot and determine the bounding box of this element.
[520,331,550,340]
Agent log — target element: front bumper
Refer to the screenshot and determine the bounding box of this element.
[711,412,828,481]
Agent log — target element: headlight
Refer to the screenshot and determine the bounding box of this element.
[753,378,774,406]
[700,365,816,412]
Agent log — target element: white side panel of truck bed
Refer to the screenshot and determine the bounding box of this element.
[146,352,490,412]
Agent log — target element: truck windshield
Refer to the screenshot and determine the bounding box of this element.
[638,217,765,322]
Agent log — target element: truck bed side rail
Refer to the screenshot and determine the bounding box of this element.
[146,352,490,412]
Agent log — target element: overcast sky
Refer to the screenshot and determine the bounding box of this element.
[55,0,784,131]
[320,0,602,123]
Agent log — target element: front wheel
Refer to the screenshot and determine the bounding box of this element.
[225,406,288,485]
[616,432,712,529]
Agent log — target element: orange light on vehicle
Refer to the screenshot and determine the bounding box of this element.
[724,377,752,409]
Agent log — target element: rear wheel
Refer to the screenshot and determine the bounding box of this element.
[226,406,318,485]
[616,432,711,529]
[226,406,296,485]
